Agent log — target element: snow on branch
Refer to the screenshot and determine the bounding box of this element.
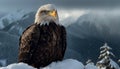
[100,43,112,50]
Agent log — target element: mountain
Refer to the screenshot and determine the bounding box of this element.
[2,12,35,36]
[0,11,35,65]
[67,12,120,63]
[0,31,18,65]
[0,10,32,29]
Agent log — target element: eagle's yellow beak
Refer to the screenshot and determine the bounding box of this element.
[49,10,57,18]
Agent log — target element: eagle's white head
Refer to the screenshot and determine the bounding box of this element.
[35,4,59,24]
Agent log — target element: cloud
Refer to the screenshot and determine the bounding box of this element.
[0,0,120,12]
[52,0,120,9]
[58,9,87,26]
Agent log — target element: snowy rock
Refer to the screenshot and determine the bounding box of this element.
[0,59,84,69]
[0,63,36,69]
[85,63,98,69]
[42,59,84,69]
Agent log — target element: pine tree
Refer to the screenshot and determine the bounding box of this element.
[86,59,94,65]
[96,43,115,69]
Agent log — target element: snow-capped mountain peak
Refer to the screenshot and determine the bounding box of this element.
[0,10,30,29]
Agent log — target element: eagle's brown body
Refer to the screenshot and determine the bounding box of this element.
[18,22,66,68]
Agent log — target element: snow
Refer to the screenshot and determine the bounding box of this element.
[85,63,98,69]
[3,59,118,69]
[98,43,115,59]
[97,43,120,69]
[97,58,107,64]
[41,59,84,69]
[0,59,84,69]
[0,63,36,69]
[110,59,120,69]
[100,43,112,50]
[97,59,120,69]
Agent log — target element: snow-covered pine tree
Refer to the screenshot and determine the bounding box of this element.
[85,59,98,69]
[96,43,116,69]
[86,59,94,65]
[118,59,120,63]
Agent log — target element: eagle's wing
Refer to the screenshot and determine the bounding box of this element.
[18,24,40,63]
[60,26,67,57]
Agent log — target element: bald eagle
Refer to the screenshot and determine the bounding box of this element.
[18,4,66,68]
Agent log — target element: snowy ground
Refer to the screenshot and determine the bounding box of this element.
[0,59,93,69]
[85,63,98,69]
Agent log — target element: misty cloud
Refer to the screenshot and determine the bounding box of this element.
[0,0,120,12]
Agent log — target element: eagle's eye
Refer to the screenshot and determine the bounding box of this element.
[40,10,49,14]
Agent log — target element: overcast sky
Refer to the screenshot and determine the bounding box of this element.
[0,0,120,12]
